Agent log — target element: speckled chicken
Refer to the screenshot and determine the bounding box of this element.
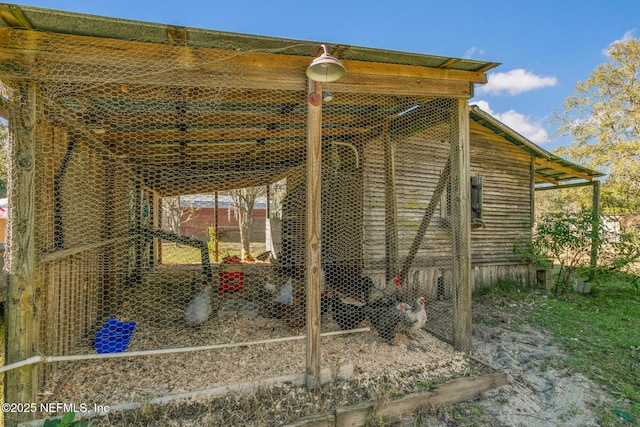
[399,297,427,335]
[367,301,406,343]
[184,281,213,327]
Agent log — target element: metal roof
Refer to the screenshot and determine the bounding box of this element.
[0,3,499,74]
[0,3,505,196]
[469,105,605,187]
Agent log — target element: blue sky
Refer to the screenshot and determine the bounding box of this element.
[9,0,640,151]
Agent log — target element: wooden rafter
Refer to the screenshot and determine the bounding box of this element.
[534,157,594,181]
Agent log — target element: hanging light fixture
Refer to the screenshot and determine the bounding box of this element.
[306,44,346,83]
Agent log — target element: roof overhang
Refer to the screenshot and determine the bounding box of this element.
[469,105,605,189]
[0,3,502,196]
[0,3,499,77]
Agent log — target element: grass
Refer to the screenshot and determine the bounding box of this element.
[475,271,640,425]
[160,241,267,264]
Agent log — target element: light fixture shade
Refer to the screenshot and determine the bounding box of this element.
[306,46,346,83]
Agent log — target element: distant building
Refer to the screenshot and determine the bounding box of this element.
[177,194,267,241]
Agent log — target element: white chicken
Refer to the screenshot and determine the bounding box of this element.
[184,281,213,327]
[399,296,427,335]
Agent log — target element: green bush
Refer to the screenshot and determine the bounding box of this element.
[515,210,640,293]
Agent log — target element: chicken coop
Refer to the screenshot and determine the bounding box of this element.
[0,3,522,423]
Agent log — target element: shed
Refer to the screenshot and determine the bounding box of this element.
[0,3,600,424]
[466,105,604,287]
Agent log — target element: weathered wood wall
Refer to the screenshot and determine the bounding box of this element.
[36,119,139,366]
[468,120,533,266]
[362,121,453,288]
[362,112,535,292]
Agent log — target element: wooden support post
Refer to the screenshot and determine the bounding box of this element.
[152,190,161,266]
[305,80,322,389]
[590,180,600,269]
[530,157,536,226]
[214,191,219,263]
[451,99,472,353]
[384,123,399,282]
[5,81,38,425]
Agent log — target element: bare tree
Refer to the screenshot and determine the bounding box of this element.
[228,186,266,260]
[161,196,195,235]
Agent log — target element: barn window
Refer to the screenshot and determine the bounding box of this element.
[471,176,483,220]
[439,176,483,227]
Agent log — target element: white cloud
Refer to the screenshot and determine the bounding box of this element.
[602,29,636,56]
[464,46,484,59]
[471,100,550,144]
[476,69,557,96]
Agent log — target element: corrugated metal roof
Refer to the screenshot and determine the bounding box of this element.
[469,105,605,187]
[0,3,499,73]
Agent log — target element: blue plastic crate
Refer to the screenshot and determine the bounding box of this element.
[94,317,136,354]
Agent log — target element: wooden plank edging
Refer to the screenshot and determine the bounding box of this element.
[18,365,355,427]
[284,371,508,427]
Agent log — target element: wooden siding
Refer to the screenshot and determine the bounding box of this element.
[362,122,453,282]
[469,120,533,266]
[362,118,535,290]
[36,119,139,365]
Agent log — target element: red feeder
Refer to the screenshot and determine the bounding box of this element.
[219,256,244,294]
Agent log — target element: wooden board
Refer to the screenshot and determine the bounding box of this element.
[284,371,509,427]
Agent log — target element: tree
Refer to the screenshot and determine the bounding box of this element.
[161,196,195,236]
[228,186,266,260]
[553,38,640,213]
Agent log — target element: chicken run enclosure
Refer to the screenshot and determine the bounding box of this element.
[0,4,511,422]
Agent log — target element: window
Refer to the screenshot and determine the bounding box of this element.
[439,175,484,228]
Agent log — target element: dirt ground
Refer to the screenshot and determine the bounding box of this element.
[409,304,614,427]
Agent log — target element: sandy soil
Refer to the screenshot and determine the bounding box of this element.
[410,305,613,427]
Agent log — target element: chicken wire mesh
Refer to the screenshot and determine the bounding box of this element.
[1,25,472,413]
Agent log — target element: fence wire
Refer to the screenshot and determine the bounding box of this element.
[0,26,472,416]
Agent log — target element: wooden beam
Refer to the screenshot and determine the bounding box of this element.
[0,94,9,120]
[0,29,481,97]
[49,82,415,107]
[214,192,219,263]
[287,371,508,426]
[0,29,488,82]
[375,372,508,423]
[41,235,139,263]
[140,226,213,282]
[534,172,559,185]
[590,181,600,269]
[530,157,535,226]
[535,180,598,191]
[98,111,365,128]
[451,99,472,353]
[102,123,378,145]
[0,5,33,29]
[384,122,399,282]
[4,80,38,425]
[534,157,593,181]
[305,80,322,390]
